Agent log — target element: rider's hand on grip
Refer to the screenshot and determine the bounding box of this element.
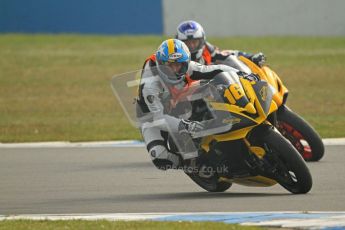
[179,119,204,138]
[251,52,266,67]
[243,73,260,81]
[238,71,259,81]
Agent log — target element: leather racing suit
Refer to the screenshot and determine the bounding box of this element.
[136,54,240,170]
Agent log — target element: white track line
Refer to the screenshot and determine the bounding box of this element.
[0,138,344,148]
[242,214,345,228]
[1,212,345,229]
[0,140,145,148]
[323,138,345,146]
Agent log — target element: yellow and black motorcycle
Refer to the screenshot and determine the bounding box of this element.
[170,71,313,194]
[111,67,313,194]
[238,56,324,162]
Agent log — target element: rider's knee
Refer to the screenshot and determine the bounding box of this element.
[148,145,169,170]
[148,144,180,170]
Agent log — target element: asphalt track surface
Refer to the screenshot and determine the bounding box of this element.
[0,145,344,215]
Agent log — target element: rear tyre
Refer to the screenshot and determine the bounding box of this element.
[261,127,312,194]
[277,105,324,161]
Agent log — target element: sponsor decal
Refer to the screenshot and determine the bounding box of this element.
[260,86,268,101]
[169,52,183,60]
[185,29,196,35]
[223,117,241,125]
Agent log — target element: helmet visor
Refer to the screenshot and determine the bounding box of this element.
[158,61,189,81]
[183,38,204,53]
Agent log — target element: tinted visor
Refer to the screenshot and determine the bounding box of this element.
[158,61,189,80]
[183,38,204,53]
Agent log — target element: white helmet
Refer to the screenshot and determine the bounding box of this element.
[176,20,206,57]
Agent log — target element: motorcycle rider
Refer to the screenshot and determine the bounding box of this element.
[137,38,243,171]
[176,20,266,72]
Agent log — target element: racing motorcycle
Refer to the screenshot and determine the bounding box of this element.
[111,67,313,194]
[169,71,312,194]
[238,56,324,162]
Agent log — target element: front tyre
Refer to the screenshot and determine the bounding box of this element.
[277,105,324,161]
[262,127,313,194]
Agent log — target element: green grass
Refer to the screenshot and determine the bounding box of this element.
[0,34,344,142]
[0,220,263,230]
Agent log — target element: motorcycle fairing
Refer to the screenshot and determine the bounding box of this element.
[238,56,289,106]
[200,78,278,152]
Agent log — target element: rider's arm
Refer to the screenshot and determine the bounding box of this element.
[141,80,181,134]
[188,61,239,81]
[212,51,252,73]
[206,40,265,68]
[142,84,205,139]
[203,42,251,73]
[233,50,266,67]
[224,50,257,60]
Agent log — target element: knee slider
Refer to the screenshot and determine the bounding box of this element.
[149,145,182,170]
[148,145,171,170]
[149,145,169,160]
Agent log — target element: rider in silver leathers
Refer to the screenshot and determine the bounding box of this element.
[137,39,241,170]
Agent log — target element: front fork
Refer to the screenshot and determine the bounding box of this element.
[243,124,278,176]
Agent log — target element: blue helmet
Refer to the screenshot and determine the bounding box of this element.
[155,39,191,85]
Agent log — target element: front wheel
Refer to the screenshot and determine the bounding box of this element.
[261,127,313,194]
[277,105,324,161]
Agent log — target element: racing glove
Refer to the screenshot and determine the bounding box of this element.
[178,119,204,138]
[243,73,260,81]
[237,71,260,81]
[251,52,266,67]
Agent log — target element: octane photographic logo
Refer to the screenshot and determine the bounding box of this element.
[184,165,229,175]
[163,164,229,175]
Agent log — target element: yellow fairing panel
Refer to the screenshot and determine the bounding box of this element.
[201,126,256,152]
[239,56,288,107]
[238,56,267,80]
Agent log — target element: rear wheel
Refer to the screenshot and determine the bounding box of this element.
[261,127,312,194]
[277,105,324,161]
